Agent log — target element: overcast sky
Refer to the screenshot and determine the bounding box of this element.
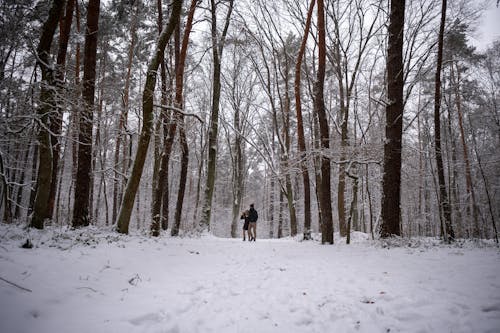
[473,2,500,50]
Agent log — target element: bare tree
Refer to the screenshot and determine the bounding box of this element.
[31,0,65,229]
[432,0,454,242]
[116,0,183,234]
[315,0,334,244]
[199,0,234,231]
[295,0,315,240]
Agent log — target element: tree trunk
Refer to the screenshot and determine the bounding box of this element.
[380,0,405,238]
[469,116,498,243]
[293,1,314,240]
[315,0,333,244]
[72,0,100,228]
[47,0,75,220]
[230,98,245,238]
[31,0,64,229]
[452,62,479,238]
[112,1,140,225]
[116,0,182,234]
[199,0,234,231]
[432,0,454,242]
[171,0,197,237]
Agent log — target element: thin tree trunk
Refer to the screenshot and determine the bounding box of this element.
[47,0,75,219]
[14,143,31,219]
[112,1,140,225]
[452,62,480,238]
[469,116,498,243]
[171,0,197,237]
[433,0,454,242]
[116,0,182,234]
[230,99,245,238]
[199,0,234,231]
[0,153,12,223]
[278,190,284,238]
[365,164,374,240]
[315,0,333,244]
[293,0,314,239]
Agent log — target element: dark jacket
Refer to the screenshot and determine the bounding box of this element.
[240,211,250,230]
[248,207,258,222]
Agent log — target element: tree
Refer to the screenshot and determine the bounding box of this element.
[116,0,183,234]
[294,0,314,240]
[315,0,333,244]
[380,0,405,238]
[72,0,100,228]
[151,0,197,237]
[432,0,454,242]
[199,0,234,232]
[31,0,65,229]
[47,0,75,220]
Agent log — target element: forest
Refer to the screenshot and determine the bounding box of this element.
[0,0,499,244]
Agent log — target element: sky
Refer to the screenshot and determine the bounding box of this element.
[473,2,500,50]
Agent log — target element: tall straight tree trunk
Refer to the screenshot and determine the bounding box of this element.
[112,1,140,225]
[294,0,315,240]
[469,117,498,243]
[282,65,298,237]
[171,0,197,236]
[47,0,75,220]
[380,0,405,238]
[31,0,64,229]
[0,153,12,223]
[199,0,234,231]
[116,0,182,234]
[230,100,245,238]
[72,0,100,228]
[452,63,479,237]
[315,0,333,244]
[432,0,454,242]
[14,143,31,219]
[151,0,171,236]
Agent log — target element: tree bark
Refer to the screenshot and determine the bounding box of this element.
[116,0,182,234]
[198,0,234,231]
[432,0,454,242]
[380,0,405,238]
[452,62,479,238]
[112,1,140,225]
[47,0,75,220]
[171,0,197,236]
[31,0,64,229]
[294,0,314,241]
[315,0,333,244]
[72,0,100,228]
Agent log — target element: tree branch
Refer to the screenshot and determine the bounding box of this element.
[153,104,204,123]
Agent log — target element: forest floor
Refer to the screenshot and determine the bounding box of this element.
[0,224,499,333]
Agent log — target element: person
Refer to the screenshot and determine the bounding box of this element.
[240,210,250,241]
[248,204,258,241]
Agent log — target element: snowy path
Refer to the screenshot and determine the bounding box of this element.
[1,229,499,333]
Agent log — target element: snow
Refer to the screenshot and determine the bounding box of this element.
[1,224,499,333]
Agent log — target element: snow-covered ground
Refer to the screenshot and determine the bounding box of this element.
[1,224,499,333]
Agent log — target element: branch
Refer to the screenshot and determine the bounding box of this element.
[153,104,204,123]
[0,276,32,292]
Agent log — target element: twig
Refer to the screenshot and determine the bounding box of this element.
[153,104,204,123]
[0,276,32,292]
[76,286,98,293]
